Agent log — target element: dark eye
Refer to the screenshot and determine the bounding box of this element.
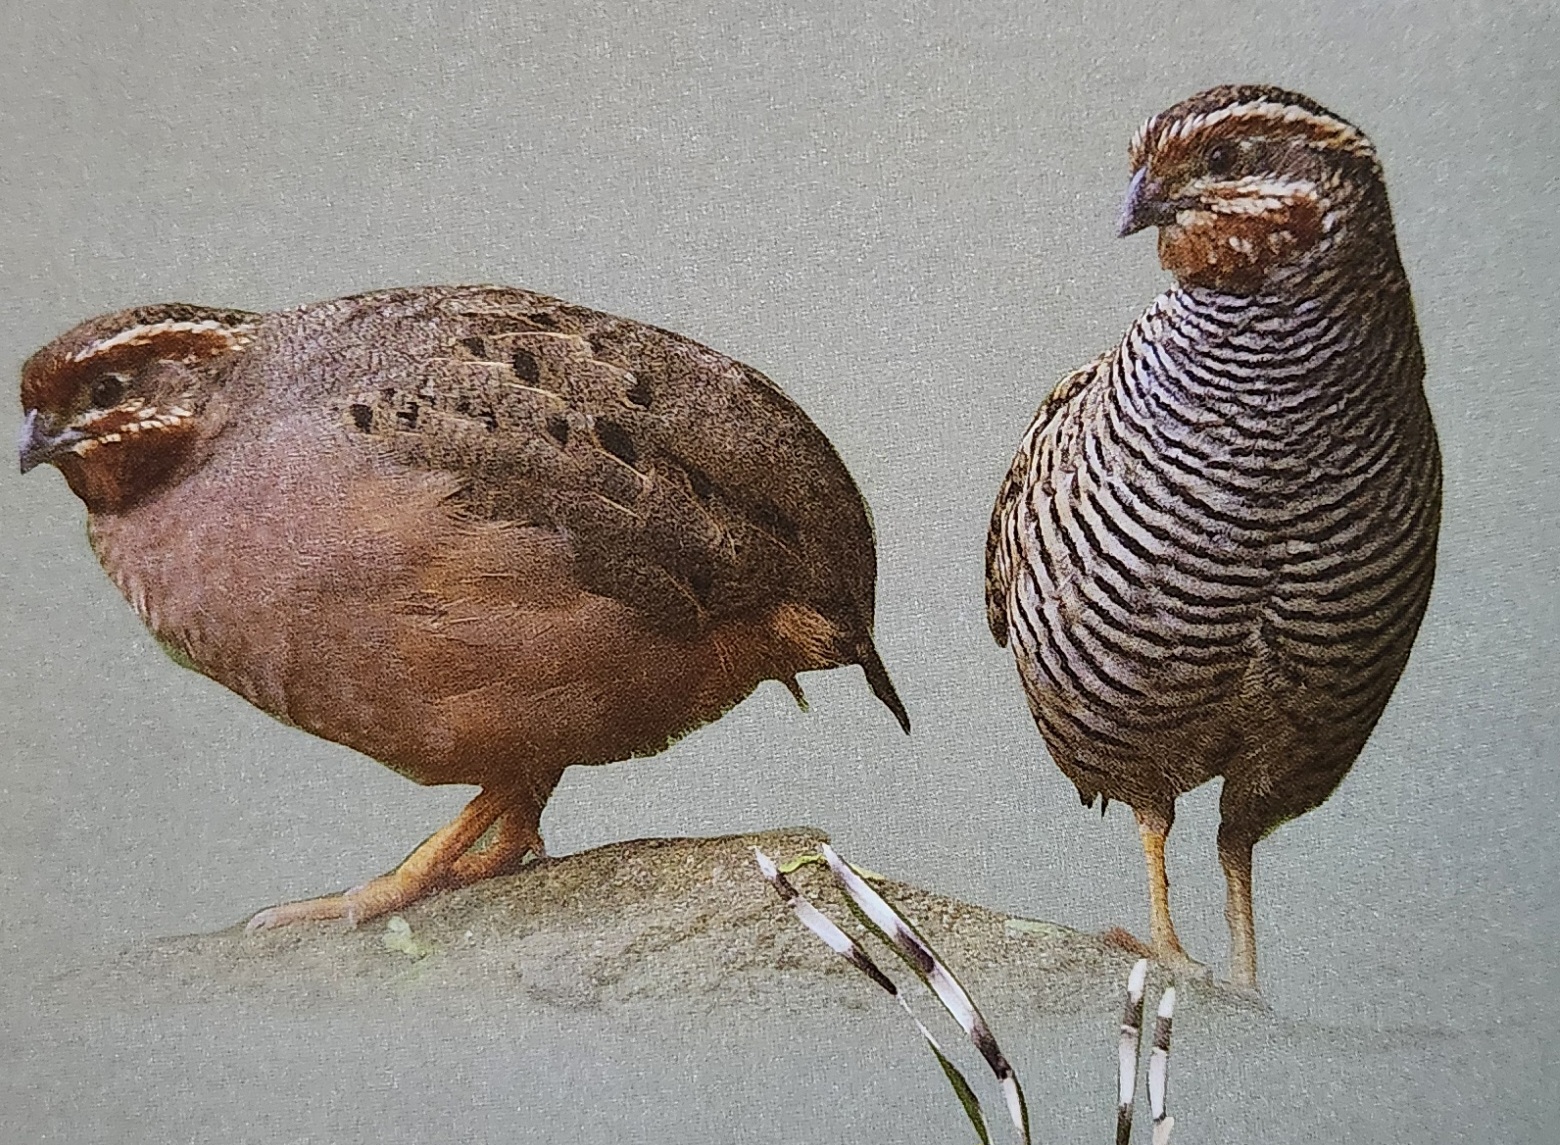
[88,375,126,408]
[1206,142,1238,176]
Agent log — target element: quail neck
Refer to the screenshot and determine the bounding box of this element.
[1111,86,1427,464]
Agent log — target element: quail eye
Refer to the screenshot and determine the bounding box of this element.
[1206,142,1238,176]
[88,375,126,408]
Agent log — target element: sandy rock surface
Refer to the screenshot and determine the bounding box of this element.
[71,828,1256,1024]
[23,829,1490,1145]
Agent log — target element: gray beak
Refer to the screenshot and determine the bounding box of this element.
[18,409,84,474]
[1117,167,1179,237]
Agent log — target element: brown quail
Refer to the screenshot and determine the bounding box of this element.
[985,86,1441,989]
[19,284,909,928]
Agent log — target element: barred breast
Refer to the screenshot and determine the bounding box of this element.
[985,83,1443,988]
[992,279,1440,819]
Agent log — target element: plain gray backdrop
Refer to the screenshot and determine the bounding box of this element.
[2,0,1555,1141]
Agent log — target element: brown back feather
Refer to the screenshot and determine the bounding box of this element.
[310,287,884,667]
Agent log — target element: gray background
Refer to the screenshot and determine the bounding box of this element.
[2,0,1555,1141]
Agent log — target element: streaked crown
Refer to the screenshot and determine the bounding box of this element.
[1128,85,1378,175]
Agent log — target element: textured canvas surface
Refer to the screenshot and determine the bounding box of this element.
[2,1,1555,1141]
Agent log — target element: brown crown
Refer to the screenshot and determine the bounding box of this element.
[1129,84,1378,177]
[21,304,260,417]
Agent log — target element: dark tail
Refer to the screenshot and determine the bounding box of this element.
[859,643,910,733]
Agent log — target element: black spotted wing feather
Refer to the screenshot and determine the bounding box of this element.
[337,287,879,649]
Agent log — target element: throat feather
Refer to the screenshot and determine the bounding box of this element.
[1158,195,1324,292]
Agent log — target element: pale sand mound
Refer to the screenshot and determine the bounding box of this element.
[82,828,1256,1021]
[30,830,1466,1145]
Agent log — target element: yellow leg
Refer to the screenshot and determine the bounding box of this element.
[1219,831,1258,990]
[246,787,526,930]
[1135,809,1208,979]
[448,812,546,884]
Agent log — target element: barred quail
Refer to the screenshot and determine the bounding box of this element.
[986,86,1441,988]
[19,285,909,928]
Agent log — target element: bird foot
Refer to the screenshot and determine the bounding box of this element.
[244,833,547,932]
[1155,949,1212,983]
[1218,976,1263,1000]
[245,894,356,931]
[244,872,440,932]
[1099,927,1210,982]
[1100,926,1153,956]
[447,837,546,884]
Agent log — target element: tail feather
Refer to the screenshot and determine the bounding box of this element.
[859,643,910,733]
[782,675,810,711]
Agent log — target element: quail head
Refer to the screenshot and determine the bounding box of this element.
[986,86,1441,989]
[20,285,909,928]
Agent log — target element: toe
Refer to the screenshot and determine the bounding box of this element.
[1100,926,1153,957]
[1157,950,1211,982]
[244,894,352,931]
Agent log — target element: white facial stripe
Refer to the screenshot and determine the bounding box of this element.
[78,397,146,424]
[1184,174,1320,215]
[72,318,256,362]
[1171,102,1370,153]
[69,403,196,454]
[1131,99,1376,165]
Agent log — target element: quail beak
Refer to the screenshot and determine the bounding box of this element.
[1117,167,1181,237]
[17,409,85,474]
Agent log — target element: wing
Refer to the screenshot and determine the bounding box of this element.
[983,351,1113,646]
[327,286,882,655]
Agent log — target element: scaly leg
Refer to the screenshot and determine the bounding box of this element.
[1135,808,1208,980]
[246,787,516,930]
[1218,826,1258,990]
[448,811,546,884]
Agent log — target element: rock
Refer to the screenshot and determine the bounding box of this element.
[71,827,1266,1025]
[30,829,1458,1145]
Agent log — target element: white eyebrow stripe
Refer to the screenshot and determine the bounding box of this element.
[1170,101,1372,153]
[1131,99,1376,167]
[72,319,256,362]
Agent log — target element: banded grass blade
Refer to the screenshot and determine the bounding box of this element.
[752,848,994,1145]
[819,844,1032,1145]
[1117,959,1149,1145]
[1147,987,1176,1145]
[753,848,896,993]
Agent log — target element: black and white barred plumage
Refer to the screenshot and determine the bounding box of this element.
[986,86,1442,989]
